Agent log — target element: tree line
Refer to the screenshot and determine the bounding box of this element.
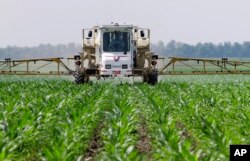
[0,41,250,60]
[152,40,250,58]
[0,43,81,60]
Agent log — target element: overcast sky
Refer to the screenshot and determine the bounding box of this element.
[0,0,250,47]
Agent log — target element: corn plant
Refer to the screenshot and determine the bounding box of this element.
[0,79,109,160]
[97,85,140,161]
[0,75,249,161]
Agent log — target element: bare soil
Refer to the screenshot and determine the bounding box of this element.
[136,121,151,155]
[176,121,197,151]
[176,122,191,138]
[82,124,103,161]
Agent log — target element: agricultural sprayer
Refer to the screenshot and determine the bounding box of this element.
[1,23,250,84]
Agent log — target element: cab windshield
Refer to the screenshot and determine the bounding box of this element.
[103,32,130,52]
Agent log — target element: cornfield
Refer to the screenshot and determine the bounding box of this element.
[0,75,249,161]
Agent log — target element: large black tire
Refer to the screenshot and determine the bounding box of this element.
[148,69,158,85]
[74,70,89,84]
[74,71,84,84]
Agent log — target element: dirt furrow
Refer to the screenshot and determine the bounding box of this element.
[82,123,103,161]
[136,114,152,161]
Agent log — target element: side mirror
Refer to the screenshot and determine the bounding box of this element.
[140,30,145,38]
[88,31,93,37]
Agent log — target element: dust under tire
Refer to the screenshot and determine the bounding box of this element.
[148,69,158,85]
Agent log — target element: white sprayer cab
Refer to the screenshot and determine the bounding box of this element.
[99,25,133,76]
[75,23,158,84]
